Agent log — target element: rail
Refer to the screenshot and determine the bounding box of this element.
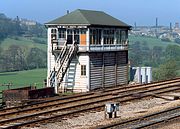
[94,106,180,129]
[0,78,180,128]
[0,86,179,129]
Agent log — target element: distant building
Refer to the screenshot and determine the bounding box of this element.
[175,22,179,29]
[19,18,37,26]
[45,9,131,93]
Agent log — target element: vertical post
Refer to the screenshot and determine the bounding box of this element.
[115,52,117,86]
[109,113,112,118]
[87,54,90,91]
[72,29,74,44]
[101,29,104,50]
[47,28,52,87]
[114,29,116,45]
[114,111,117,118]
[54,72,58,94]
[104,105,107,119]
[86,28,90,51]
[102,53,104,89]
[126,51,129,84]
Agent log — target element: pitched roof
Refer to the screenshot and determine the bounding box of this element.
[46,9,130,28]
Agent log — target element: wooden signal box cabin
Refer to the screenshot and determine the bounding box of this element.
[45,9,131,93]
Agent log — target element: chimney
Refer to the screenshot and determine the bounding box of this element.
[156,17,158,28]
[170,22,172,32]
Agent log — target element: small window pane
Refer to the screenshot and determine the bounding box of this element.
[81,65,86,76]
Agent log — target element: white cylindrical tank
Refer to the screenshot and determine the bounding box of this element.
[146,67,152,83]
[141,67,146,84]
[133,67,141,83]
[136,67,141,83]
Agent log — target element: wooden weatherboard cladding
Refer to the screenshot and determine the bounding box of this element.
[90,51,128,90]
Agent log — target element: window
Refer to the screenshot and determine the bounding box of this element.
[103,29,114,44]
[121,30,127,42]
[51,29,57,40]
[67,29,73,44]
[90,29,101,45]
[74,29,80,43]
[116,30,121,44]
[58,28,66,38]
[81,65,86,76]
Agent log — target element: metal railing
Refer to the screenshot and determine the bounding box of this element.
[53,43,128,52]
[78,44,128,52]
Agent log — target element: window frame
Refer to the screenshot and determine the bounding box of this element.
[81,65,86,76]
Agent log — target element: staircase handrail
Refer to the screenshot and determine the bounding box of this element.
[56,41,78,81]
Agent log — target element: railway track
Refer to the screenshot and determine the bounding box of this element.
[1,77,180,114]
[94,106,180,129]
[0,79,179,117]
[0,78,180,128]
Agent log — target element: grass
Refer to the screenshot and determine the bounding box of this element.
[129,35,180,49]
[0,68,47,91]
[0,37,47,101]
[0,37,47,52]
[177,70,180,76]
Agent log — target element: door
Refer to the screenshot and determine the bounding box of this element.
[80,34,86,45]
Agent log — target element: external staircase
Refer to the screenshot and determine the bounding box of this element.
[65,58,78,92]
[49,41,78,93]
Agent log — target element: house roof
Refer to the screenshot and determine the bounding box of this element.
[45,9,131,28]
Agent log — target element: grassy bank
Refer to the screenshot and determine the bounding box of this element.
[0,68,47,91]
[0,37,47,52]
[129,35,180,49]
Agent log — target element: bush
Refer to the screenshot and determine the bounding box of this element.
[161,38,171,42]
[174,38,180,44]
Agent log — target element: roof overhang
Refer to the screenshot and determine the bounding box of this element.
[45,23,131,30]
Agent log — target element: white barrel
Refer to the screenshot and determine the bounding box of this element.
[133,67,141,83]
[141,67,146,84]
[146,67,152,83]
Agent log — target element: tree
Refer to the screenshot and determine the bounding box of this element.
[153,60,178,81]
[26,48,47,69]
[2,45,27,71]
[174,38,180,44]
[150,46,163,66]
[129,41,143,66]
[165,45,180,60]
[0,47,4,71]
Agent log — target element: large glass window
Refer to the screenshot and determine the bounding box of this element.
[67,29,73,44]
[74,29,80,44]
[90,29,101,45]
[103,29,114,44]
[58,28,66,39]
[51,29,57,40]
[116,30,121,44]
[121,30,127,42]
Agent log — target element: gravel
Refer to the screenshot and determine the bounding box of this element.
[24,93,180,129]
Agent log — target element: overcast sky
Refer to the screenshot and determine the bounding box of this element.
[0,0,180,26]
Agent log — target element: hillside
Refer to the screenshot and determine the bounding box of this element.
[0,68,46,90]
[0,37,47,52]
[129,35,180,49]
[0,12,47,72]
[0,13,46,43]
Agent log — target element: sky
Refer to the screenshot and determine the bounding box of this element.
[0,0,180,26]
